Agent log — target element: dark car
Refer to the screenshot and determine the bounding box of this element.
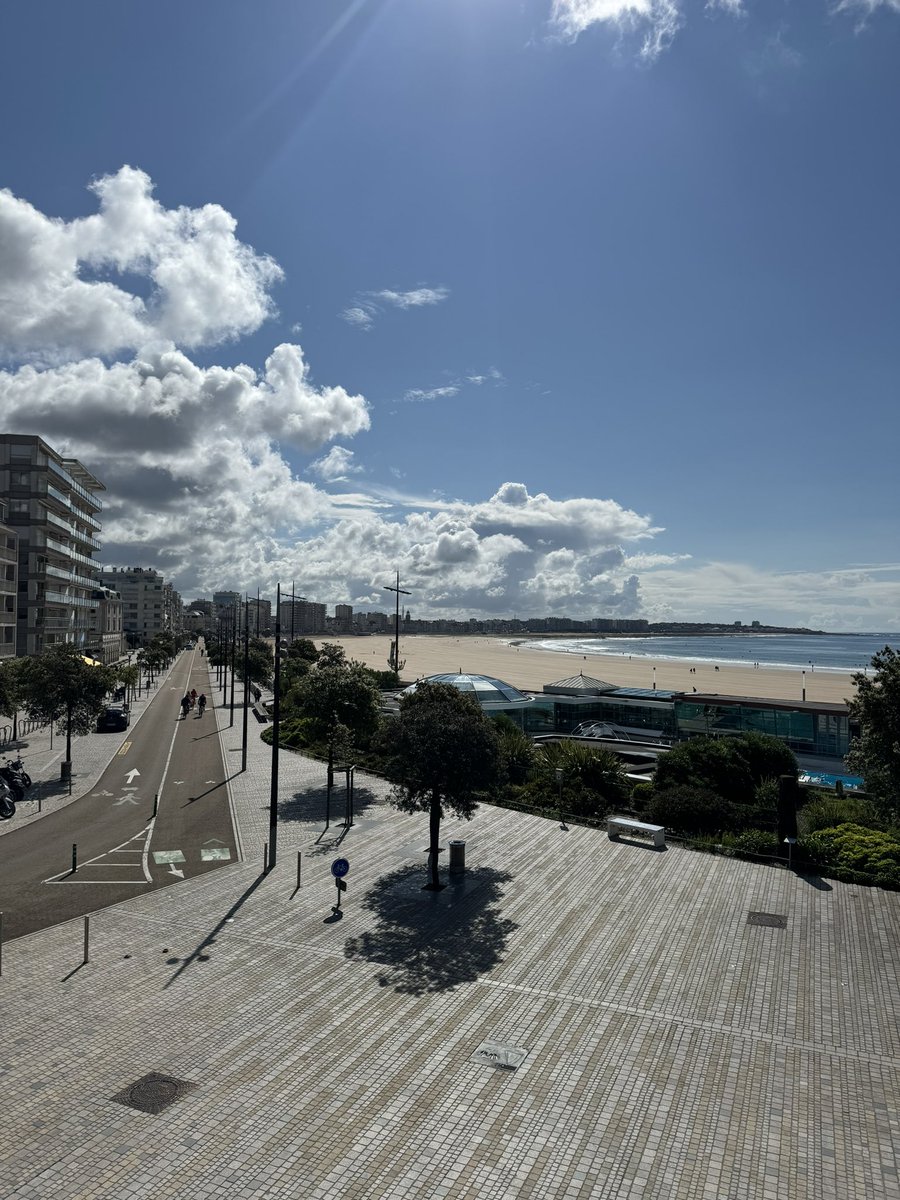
[97,704,130,732]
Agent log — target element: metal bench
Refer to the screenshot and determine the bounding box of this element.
[607,816,666,848]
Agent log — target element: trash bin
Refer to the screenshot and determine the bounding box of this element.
[448,839,466,875]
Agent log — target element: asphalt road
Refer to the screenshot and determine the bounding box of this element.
[0,650,238,940]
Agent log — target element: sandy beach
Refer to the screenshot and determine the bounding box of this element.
[323,634,857,706]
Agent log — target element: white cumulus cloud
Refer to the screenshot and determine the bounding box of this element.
[0,166,282,363]
[309,446,363,482]
[551,0,682,61]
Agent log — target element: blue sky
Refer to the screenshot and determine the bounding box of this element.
[0,0,898,628]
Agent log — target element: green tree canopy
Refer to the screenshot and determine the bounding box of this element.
[287,638,319,663]
[846,646,900,822]
[20,645,116,766]
[290,656,382,748]
[382,681,501,889]
[235,637,274,687]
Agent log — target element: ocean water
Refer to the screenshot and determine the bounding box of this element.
[528,633,899,673]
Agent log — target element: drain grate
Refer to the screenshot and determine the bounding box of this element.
[111,1072,198,1115]
[747,911,787,929]
[472,1041,529,1070]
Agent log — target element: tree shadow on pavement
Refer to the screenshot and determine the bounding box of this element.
[278,783,381,825]
[343,864,516,996]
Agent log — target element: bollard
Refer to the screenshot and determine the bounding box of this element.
[296,851,302,890]
[263,842,268,873]
[71,842,77,874]
[83,915,90,965]
[152,793,159,818]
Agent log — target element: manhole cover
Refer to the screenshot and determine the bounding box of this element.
[111,1072,198,1115]
[472,1041,528,1070]
[747,911,787,928]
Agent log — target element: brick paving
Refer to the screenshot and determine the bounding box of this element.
[0,669,898,1199]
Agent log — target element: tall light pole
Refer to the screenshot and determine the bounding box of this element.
[268,582,281,869]
[241,595,250,773]
[383,570,410,676]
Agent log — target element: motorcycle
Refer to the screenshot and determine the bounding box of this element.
[0,754,32,803]
[0,775,15,820]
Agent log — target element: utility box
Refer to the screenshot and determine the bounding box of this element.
[448,840,466,875]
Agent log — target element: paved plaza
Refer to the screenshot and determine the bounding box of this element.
[1,666,898,1199]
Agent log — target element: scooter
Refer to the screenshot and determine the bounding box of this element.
[0,754,31,803]
[0,775,16,820]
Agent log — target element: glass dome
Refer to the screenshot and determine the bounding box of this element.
[401,673,532,708]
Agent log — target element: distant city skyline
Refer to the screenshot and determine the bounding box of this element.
[0,1,898,629]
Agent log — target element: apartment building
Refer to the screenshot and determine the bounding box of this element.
[0,500,17,658]
[0,434,105,657]
[100,566,178,648]
[243,596,272,637]
[280,598,327,636]
[86,586,125,664]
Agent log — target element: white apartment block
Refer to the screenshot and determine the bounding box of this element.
[0,434,105,657]
[100,566,180,648]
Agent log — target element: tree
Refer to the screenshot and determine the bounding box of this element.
[846,646,900,823]
[291,657,381,749]
[235,637,274,688]
[287,638,319,663]
[0,657,27,740]
[537,740,630,816]
[653,737,754,805]
[20,645,116,772]
[383,682,501,889]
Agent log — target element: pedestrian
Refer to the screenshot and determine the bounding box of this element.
[253,685,261,703]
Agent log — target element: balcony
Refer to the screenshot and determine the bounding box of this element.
[46,459,102,511]
[45,591,95,608]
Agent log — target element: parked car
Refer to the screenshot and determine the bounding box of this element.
[97,704,130,732]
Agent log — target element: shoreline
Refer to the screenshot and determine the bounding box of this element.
[323,634,857,706]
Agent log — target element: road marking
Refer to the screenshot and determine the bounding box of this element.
[125,768,141,783]
[44,827,153,885]
[113,795,139,806]
[173,780,185,785]
[92,790,114,797]
[152,850,185,864]
[168,863,185,879]
[201,848,231,861]
[117,741,132,756]
[141,689,188,881]
[203,837,227,846]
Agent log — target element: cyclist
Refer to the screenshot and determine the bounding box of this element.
[180,695,191,719]
[190,688,197,709]
[198,693,207,716]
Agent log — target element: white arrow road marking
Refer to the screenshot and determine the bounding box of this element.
[168,863,185,879]
[113,795,139,806]
[125,769,141,783]
[203,837,227,846]
[173,780,185,785]
[204,779,216,785]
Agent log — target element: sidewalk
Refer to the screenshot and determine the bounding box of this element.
[0,670,898,1199]
[0,658,180,837]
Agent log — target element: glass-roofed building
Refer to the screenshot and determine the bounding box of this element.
[399,673,533,725]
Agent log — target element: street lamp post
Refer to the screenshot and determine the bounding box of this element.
[268,583,281,869]
[241,595,250,773]
[555,766,567,830]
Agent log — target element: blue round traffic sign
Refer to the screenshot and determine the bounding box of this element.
[331,857,350,879]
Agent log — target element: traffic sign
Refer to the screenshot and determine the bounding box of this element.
[335,878,347,892]
[331,857,350,879]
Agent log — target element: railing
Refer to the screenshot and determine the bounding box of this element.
[46,459,102,510]
[45,591,95,607]
[42,537,96,569]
